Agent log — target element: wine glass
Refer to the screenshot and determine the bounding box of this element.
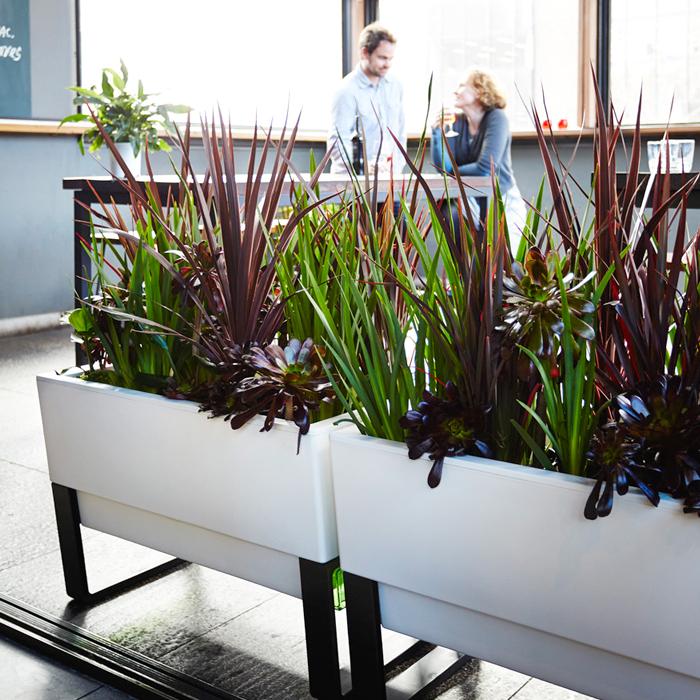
[442,108,459,138]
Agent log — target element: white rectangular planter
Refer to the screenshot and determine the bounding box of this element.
[331,427,700,700]
[37,371,341,598]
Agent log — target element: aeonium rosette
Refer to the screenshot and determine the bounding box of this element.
[497,247,595,377]
[399,381,492,488]
[229,338,335,452]
[585,375,700,518]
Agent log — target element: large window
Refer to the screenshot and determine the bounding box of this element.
[76,0,700,135]
[378,0,581,133]
[79,0,342,131]
[610,0,700,125]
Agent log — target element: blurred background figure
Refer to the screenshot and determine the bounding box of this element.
[431,69,526,247]
[328,22,406,175]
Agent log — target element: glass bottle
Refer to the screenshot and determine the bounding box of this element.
[351,114,364,175]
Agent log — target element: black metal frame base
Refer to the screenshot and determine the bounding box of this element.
[299,557,344,699]
[51,483,186,605]
[345,572,469,700]
[51,483,346,699]
[345,571,385,696]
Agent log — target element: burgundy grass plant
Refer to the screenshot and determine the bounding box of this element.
[71,79,700,521]
[74,112,339,437]
[390,136,532,479]
[533,74,700,518]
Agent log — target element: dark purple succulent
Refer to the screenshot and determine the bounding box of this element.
[584,424,659,520]
[183,341,257,407]
[228,338,335,451]
[399,381,492,488]
[585,376,700,519]
[617,375,700,500]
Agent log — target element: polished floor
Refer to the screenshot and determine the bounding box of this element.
[0,634,133,699]
[0,327,595,700]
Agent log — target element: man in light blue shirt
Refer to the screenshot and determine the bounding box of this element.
[328,23,406,174]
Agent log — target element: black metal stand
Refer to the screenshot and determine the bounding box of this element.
[51,483,185,605]
[299,557,344,699]
[345,572,387,699]
[344,571,470,700]
[52,484,347,698]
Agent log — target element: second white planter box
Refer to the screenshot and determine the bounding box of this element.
[330,426,700,700]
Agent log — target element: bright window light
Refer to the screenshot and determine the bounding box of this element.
[378,0,580,133]
[79,0,342,131]
[610,0,700,125]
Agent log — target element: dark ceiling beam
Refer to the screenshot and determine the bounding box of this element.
[342,0,353,76]
[365,0,378,24]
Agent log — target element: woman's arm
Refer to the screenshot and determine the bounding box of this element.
[454,109,509,176]
[431,126,455,174]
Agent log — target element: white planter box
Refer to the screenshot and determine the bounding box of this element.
[331,427,700,700]
[37,371,341,598]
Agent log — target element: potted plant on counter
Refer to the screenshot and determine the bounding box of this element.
[326,88,700,700]
[60,60,189,174]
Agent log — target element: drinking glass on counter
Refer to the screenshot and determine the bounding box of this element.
[647,139,695,173]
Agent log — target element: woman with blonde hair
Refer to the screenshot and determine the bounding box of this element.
[431,69,527,247]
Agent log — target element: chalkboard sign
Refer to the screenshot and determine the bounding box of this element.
[0,0,31,118]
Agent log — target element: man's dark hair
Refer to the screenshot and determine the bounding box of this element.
[359,22,397,55]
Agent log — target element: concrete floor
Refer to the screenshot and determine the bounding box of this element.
[0,327,595,700]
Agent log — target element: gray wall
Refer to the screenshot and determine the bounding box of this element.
[1,135,85,319]
[1,0,77,320]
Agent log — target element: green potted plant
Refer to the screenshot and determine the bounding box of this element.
[38,117,349,699]
[60,60,189,174]
[40,82,700,699]
[324,88,700,700]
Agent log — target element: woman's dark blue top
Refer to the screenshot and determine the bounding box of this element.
[431,108,516,193]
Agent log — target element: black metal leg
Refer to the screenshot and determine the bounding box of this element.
[51,483,185,605]
[52,483,90,600]
[344,572,386,700]
[299,557,343,699]
[73,189,91,367]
